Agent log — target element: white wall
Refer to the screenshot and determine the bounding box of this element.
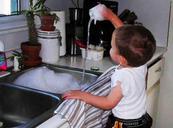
[45,0,83,23]
[156,1,173,127]
[118,0,170,47]
[0,30,28,51]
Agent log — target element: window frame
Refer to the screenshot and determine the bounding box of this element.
[0,0,28,35]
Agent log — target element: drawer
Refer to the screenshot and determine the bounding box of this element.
[147,58,163,90]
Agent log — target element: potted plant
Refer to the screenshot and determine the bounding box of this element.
[21,0,59,67]
[38,2,59,31]
[21,0,42,67]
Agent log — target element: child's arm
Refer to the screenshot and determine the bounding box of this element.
[63,84,123,110]
[102,8,123,28]
[89,4,123,28]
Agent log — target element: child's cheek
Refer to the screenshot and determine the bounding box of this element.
[110,49,120,63]
[110,49,116,60]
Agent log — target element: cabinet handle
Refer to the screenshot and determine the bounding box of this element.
[155,67,161,72]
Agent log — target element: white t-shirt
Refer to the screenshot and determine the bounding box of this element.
[111,65,147,119]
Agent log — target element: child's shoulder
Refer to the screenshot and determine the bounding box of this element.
[115,64,147,75]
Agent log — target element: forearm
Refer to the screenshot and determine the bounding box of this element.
[105,9,123,28]
[108,12,123,28]
[83,92,115,110]
[110,14,123,28]
[63,86,122,110]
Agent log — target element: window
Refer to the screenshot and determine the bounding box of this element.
[0,0,28,34]
[0,0,20,16]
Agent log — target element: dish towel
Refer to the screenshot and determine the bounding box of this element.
[38,66,116,128]
[53,66,116,128]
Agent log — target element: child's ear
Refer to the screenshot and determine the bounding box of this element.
[119,55,128,65]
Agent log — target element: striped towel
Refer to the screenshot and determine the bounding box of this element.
[54,66,116,128]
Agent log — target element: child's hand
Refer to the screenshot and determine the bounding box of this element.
[63,90,88,101]
[89,4,108,21]
[89,4,123,28]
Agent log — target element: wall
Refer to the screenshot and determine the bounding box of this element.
[0,30,28,51]
[118,0,170,47]
[45,0,83,23]
[155,1,173,127]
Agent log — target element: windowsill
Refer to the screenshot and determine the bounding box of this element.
[0,15,27,35]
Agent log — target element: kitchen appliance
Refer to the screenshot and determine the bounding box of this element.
[83,0,118,56]
[66,8,84,55]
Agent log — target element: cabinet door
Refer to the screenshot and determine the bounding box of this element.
[147,82,160,128]
[147,58,164,128]
[147,58,164,90]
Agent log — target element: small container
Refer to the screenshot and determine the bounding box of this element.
[0,41,7,70]
[81,48,104,61]
[38,29,61,64]
[88,44,95,50]
[89,4,107,24]
[13,56,20,72]
[0,52,7,70]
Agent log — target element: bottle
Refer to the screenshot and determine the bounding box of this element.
[0,40,7,71]
[13,56,20,72]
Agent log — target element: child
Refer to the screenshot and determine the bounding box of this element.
[63,6,156,128]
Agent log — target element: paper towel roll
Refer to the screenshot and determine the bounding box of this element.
[51,11,66,56]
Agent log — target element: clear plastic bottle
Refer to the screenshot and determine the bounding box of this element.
[13,56,20,72]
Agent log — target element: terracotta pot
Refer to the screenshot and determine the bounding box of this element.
[21,42,42,67]
[40,15,55,31]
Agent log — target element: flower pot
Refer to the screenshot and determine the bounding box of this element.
[21,42,42,67]
[40,15,56,31]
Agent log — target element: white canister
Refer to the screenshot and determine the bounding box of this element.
[38,29,61,64]
[51,11,66,56]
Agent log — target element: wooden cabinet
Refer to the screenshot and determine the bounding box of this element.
[147,58,164,128]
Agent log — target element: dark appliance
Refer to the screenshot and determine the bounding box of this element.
[83,0,118,56]
[66,8,84,55]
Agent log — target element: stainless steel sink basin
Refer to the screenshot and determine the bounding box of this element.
[0,64,98,87]
[0,83,62,128]
[0,64,98,128]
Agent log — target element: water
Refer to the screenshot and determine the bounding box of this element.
[0,121,3,127]
[81,18,93,83]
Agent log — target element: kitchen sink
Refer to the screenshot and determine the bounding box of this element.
[0,64,98,128]
[0,83,62,128]
[0,64,98,85]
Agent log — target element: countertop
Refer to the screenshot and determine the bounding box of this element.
[50,47,167,73]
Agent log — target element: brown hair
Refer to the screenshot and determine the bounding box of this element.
[114,25,156,67]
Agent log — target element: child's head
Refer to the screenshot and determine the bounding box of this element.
[110,25,156,67]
